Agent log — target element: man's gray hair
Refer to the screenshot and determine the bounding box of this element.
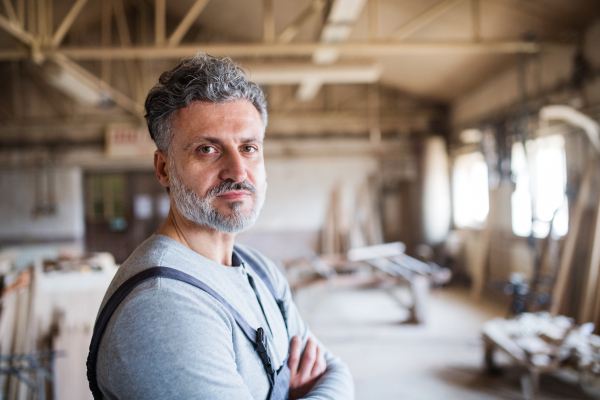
[144,53,267,152]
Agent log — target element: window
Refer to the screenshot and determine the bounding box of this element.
[452,152,489,228]
[511,135,568,238]
[86,175,127,230]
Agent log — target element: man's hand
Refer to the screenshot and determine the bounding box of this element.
[288,336,327,400]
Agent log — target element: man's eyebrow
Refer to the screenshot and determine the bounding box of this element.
[241,137,263,144]
[183,136,263,150]
[184,137,221,150]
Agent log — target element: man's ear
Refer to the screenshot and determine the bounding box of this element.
[154,150,170,191]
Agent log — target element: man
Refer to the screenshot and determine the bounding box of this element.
[89,54,354,399]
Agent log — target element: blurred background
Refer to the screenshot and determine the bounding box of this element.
[1,0,600,399]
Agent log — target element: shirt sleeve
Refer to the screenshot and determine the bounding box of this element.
[264,257,355,400]
[104,285,260,400]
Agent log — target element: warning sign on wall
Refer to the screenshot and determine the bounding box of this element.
[105,125,157,158]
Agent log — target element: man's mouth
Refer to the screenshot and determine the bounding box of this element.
[215,190,252,200]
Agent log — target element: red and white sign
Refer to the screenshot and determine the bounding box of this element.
[105,125,157,158]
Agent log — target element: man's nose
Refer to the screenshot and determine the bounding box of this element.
[219,150,248,183]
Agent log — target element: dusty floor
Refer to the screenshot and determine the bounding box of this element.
[294,284,599,400]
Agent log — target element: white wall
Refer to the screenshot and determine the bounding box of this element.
[0,167,85,241]
[252,155,378,232]
[453,19,600,126]
[237,154,379,259]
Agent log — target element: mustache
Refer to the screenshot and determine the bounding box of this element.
[206,180,257,198]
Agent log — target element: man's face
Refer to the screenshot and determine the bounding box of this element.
[166,100,267,233]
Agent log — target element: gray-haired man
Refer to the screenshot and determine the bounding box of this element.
[88,54,354,399]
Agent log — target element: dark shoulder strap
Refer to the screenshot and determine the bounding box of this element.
[234,249,288,329]
[234,248,279,300]
[87,267,260,399]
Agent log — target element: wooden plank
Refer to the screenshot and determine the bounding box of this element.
[277,0,325,44]
[262,0,274,43]
[390,0,465,40]
[0,41,552,61]
[347,242,406,261]
[0,13,35,45]
[2,0,18,23]
[101,0,111,82]
[368,0,379,40]
[551,161,595,315]
[51,0,89,47]
[167,0,209,47]
[470,0,480,41]
[154,0,165,46]
[580,188,600,323]
[471,223,490,300]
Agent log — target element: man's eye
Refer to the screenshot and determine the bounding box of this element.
[243,146,256,153]
[200,146,215,154]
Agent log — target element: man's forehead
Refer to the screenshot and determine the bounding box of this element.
[171,99,265,142]
[178,99,263,123]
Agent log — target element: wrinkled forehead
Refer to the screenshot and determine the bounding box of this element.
[170,100,265,148]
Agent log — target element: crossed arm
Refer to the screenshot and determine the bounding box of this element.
[102,284,353,400]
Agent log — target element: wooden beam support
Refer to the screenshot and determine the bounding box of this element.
[0,40,563,61]
[16,0,23,25]
[51,0,89,47]
[101,0,111,82]
[581,192,600,323]
[47,0,53,37]
[277,0,325,44]
[167,0,209,47]
[486,0,567,29]
[390,0,464,40]
[26,0,34,34]
[51,54,144,116]
[0,13,35,45]
[471,0,480,42]
[37,0,46,39]
[2,0,18,23]
[112,0,143,101]
[244,61,381,85]
[551,161,595,316]
[369,0,379,40]
[263,0,274,43]
[154,0,165,46]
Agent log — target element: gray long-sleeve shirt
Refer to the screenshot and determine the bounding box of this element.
[95,234,354,399]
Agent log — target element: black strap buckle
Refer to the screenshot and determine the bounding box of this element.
[256,327,275,375]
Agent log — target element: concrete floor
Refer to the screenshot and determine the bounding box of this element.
[294,284,599,400]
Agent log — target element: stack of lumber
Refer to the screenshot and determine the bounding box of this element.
[0,251,117,400]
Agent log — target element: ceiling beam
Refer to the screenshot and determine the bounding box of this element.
[277,0,325,44]
[155,0,165,46]
[112,0,143,101]
[168,0,209,47]
[2,0,18,23]
[50,54,144,116]
[0,13,35,45]
[0,40,553,60]
[485,0,567,29]
[368,0,378,40]
[470,0,480,42]
[263,0,274,43]
[390,0,465,40]
[0,40,568,61]
[51,0,89,48]
[302,0,368,101]
[244,61,381,85]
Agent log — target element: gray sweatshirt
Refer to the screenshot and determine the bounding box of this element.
[95,234,354,399]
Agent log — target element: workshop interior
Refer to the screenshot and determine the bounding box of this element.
[1,0,600,398]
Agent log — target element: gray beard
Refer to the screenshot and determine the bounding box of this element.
[169,161,266,234]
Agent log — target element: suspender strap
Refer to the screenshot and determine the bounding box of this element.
[234,249,288,329]
[87,267,278,400]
